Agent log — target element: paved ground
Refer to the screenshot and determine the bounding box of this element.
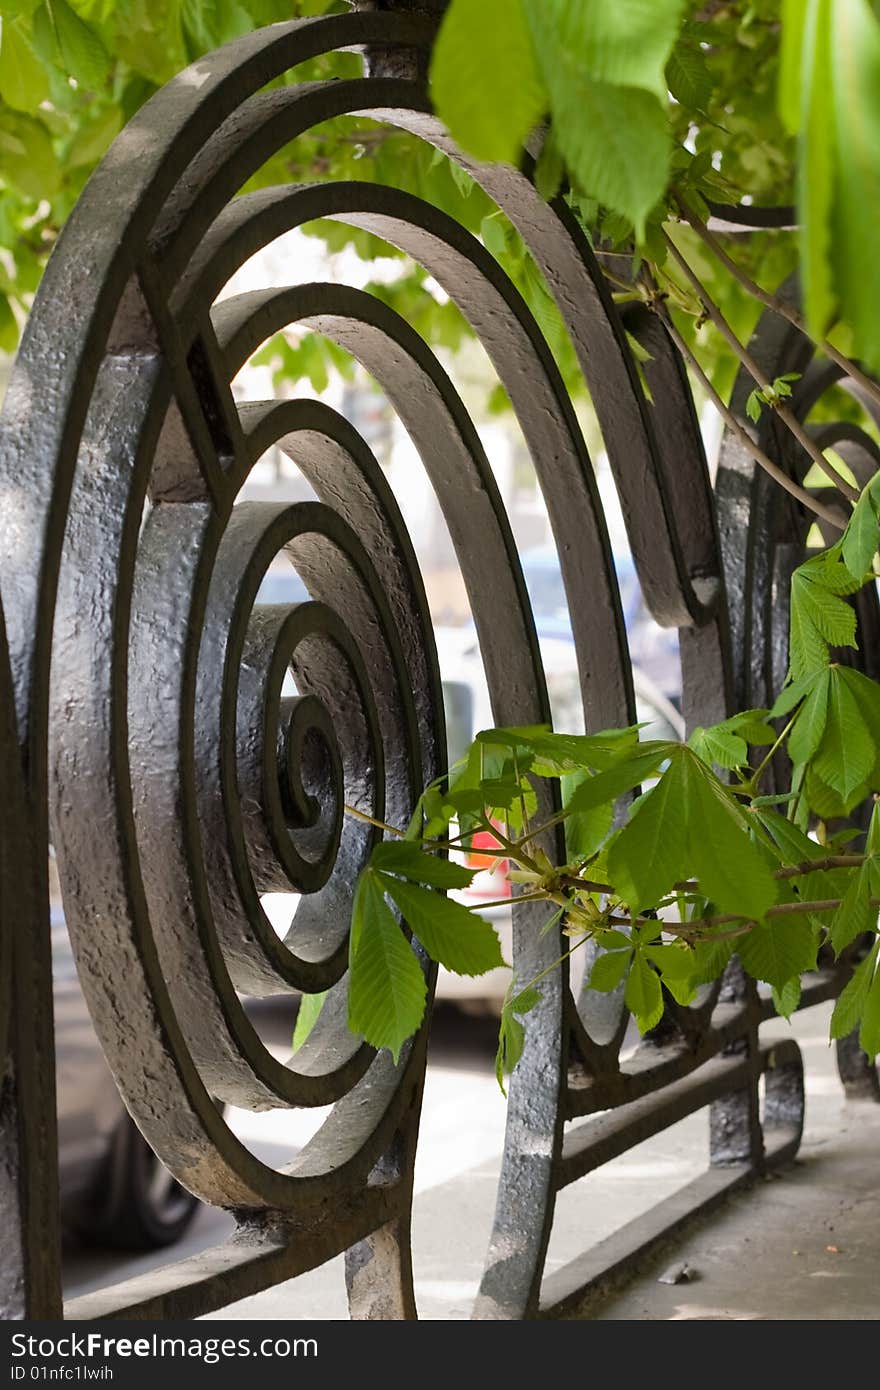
[64,999,880,1320]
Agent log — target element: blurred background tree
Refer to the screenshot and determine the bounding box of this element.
[0,1,872,434]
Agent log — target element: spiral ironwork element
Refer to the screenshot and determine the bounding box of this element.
[0,7,876,1321]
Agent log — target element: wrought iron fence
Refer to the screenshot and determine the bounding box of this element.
[0,4,877,1322]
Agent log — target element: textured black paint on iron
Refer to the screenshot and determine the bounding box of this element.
[0,3,875,1325]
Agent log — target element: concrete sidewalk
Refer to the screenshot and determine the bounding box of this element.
[198,1000,880,1321]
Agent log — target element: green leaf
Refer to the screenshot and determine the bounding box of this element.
[526,0,686,104]
[495,984,540,1092]
[787,669,830,765]
[666,41,712,111]
[797,0,836,337]
[738,915,819,991]
[46,0,111,90]
[348,873,427,1062]
[533,130,564,201]
[841,473,880,577]
[860,963,880,1058]
[567,742,674,817]
[561,770,613,861]
[779,0,808,132]
[0,292,17,354]
[430,0,547,166]
[548,78,669,240]
[0,108,59,198]
[475,723,640,773]
[588,947,631,993]
[644,942,696,979]
[0,16,49,110]
[770,672,822,718]
[830,858,880,954]
[608,748,776,919]
[481,212,508,259]
[789,555,857,680]
[607,752,689,913]
[687,935,735,988]
[687,760,778,919]
[370,840,475,890]
[379,876,506,977]
[771,976,802,1019]
[724,709,777,745]
[688,724,748,771]
[745,388,763,423]
[830,939,879,1039]
[811,666,877,801]
[292,990,327,1052]
[625,950,664,1033]
[829,0,880,373]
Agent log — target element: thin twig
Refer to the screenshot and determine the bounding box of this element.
[772,854,866,879]
[609,894,861,939]
[676,193,880,413]
[662,231,859,502]
[647,296,847,530]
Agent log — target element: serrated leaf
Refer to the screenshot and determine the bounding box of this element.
[47,0,111,90]
[644,942,697,980]
[687,935,735,988]
[292,990,327,1052]
[380,875,506,977]
[588,947,631,993]
[548,78,669,239]
[561,770,613,861]
[0,108,59,198]
[789,557,857,679]
[625,950,664,1032]
[787,670,830,765]
[687,760,778,919]
[534,130,564,201]
[830,858,880,955]
[666,41,712,110]
[829,0,880,374]
[804,765,861,821]
[527,0,686,103]
[567,742,674,817]
[370,840,475,890]
[495,984,540,1092]
[771,976,802,1019]
[688,724,748,770]
[476,724,640,773]
[796,0,836,337]
[607,752,689,912]
[348,873,427,1062]
[0,16,49,110]
[608,748,776,919]
[812,667,876,800]
[738,915,819,991]
[770,672,822,718]
[841,473,880,577]
[830,940,879,1039]
[481,213,508,258]
[859,963,880,1058]
[431,0,547,166]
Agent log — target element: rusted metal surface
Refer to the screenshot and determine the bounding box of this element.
[0,4,876,1322]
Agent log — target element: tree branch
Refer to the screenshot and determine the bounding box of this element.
[675,193,880,414]
[662,230,859,502]
[646,295,848,530]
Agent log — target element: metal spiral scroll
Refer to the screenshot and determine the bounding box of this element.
[0,7,875,1321]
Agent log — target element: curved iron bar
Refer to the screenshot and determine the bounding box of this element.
[0,8,875,1322]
